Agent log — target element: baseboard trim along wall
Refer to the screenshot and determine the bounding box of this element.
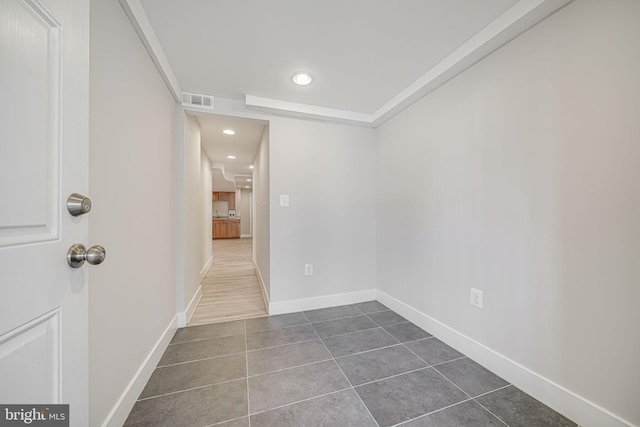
[199,256,213,281]
[185,285,202,325]
[375,290,635,427]
[101,314,179,427]
[269,289,377,315]
[176,285,202,328]
[253,262,270,315]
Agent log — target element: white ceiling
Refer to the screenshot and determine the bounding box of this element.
[197,114,266,191]
[140,0,521,115]
[131,0,570,180]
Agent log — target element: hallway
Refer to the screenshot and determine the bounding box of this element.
[190,238,267,326]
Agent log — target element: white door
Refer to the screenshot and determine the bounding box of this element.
[0,0,90,425]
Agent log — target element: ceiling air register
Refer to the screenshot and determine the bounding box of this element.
[181,92,214,110]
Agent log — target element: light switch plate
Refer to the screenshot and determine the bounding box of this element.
[280,194,289,207]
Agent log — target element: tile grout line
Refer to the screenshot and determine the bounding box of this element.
[306,312,367,324]
[428,364,510,427]
[137,377,246,402]
[247,336,320,352]
[248,358,334,380]
[312,307,402,329]
[393,337,510,426]
[156,349,247,369]
[352,303,391,316]
[354,366,432,389]
[389,397,476,426]
[313,325,387,340]
[247,342,467,384]
[362,311,409,328]
[244,319,251,427]
[314,324,380,339]
[245,320,310,334]
[333,342,404,360]
[311,320,424,342]
[398,339,432,367]
[248,387,353,418]
[471,383,512,399]
[429,355,467,368]
[470,384,513,427]
[399,340,468,369]
[396,331,437,345]
[305,311,381,427]
[168,331,246,346]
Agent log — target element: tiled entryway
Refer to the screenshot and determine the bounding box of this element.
[124,302,577,427]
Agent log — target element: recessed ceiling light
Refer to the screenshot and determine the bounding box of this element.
[227,155,236,159]
[223,129,235,135]
[247,179,252,182]
[292,72,313,86]
[249,165,254,169]
[245,186,250,189]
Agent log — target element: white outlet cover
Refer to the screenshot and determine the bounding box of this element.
[304,264,313,276]
[470,288,483,309]
[280,194,290,207]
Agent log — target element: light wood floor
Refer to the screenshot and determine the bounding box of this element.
[189,238,267,326]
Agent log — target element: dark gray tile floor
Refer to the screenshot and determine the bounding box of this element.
[124,301,577,427]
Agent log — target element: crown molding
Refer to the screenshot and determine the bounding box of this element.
[118,0,182,102]
[121,0,572,126]
[244,95,374,125]
[369,0,573,126]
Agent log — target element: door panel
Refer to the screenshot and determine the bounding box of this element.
[0,0,61,246]
[0,309,61,403]
[0,0,89,424]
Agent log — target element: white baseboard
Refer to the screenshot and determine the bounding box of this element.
[199,256,213,281]
[253,262,270,315]
[269,289,377,315]
[181,285,202,326]
[376,290,636,427]
[175,259,210,327]
[101,314,178,427]
[241,233,252,238]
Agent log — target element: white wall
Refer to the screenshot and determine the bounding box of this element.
[269,118,377,306]
[179,114,212,320]
[201,100,378,311]
[201,150,213,270]
[239,189,252,236]
[376,1,640,425]
[253,127,270,299]
[89,0,178,425]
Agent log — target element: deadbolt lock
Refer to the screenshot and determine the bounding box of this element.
[67,193,92,216]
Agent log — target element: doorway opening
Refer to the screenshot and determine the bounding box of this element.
[189,113,269,324]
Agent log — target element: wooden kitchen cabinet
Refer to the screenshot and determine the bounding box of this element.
[212,219,240,239]
[228,194,235,210]
[212,192,219,201]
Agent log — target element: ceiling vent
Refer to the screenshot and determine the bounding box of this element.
[182,92,214,110]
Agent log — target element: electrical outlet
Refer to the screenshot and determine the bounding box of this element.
[470,288,483,309]
[304,264,313,276]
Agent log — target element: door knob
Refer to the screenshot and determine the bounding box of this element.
[67,244,106,268]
